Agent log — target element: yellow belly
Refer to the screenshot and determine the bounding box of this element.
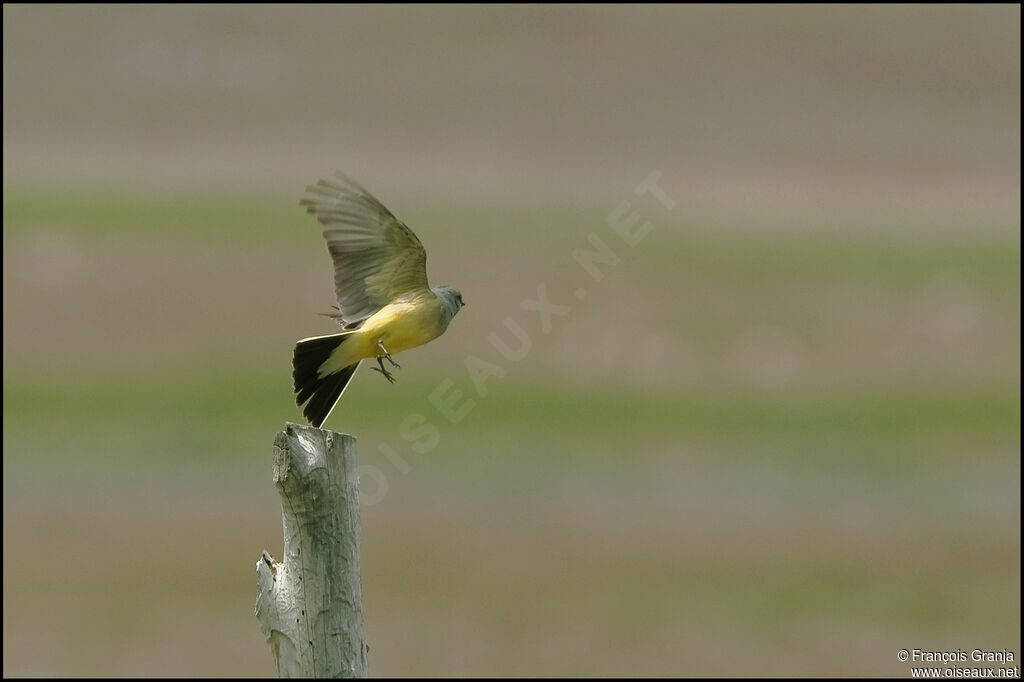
[359,297,444,355]
[323,295,444,373]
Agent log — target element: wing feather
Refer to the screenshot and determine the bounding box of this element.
[300,172,430,326]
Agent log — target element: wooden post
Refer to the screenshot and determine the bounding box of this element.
[255,422,368,678]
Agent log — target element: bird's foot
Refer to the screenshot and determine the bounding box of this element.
[374,357,397,383]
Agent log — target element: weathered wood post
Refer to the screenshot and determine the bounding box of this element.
[255,422,368,678]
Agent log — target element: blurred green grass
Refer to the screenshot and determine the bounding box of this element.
[4,189,1019,289]
[3,370,1018,468]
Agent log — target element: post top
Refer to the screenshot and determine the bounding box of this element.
[284,421,356,441]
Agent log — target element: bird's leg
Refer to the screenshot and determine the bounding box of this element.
[376,339,401,368]
[372,338,400,383]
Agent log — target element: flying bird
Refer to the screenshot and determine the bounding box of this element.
[292,173,465,428]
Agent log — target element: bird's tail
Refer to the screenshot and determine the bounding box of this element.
[293,332,361,428]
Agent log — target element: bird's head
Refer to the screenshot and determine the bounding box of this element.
[433,285,466,320]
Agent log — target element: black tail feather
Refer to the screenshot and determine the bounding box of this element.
[292,333,360,428]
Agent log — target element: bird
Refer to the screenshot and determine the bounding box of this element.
[291,172,465,428]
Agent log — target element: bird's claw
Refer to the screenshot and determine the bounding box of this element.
[372,366,397,384]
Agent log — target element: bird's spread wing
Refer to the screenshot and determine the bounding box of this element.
[300,172,430,327]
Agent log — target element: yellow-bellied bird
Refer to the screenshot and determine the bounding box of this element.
[292,173,465,428]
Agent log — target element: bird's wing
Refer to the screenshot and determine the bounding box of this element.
[300,172,430,327]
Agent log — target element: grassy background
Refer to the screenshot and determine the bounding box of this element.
[3,5,1020,677]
